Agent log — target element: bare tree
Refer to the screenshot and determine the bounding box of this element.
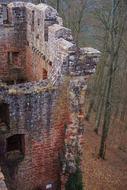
[58,0,87,46]
[98,0,127,159]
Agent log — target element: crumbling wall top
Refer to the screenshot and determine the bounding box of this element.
[0,1,101,85]
[81,47,101,57]
[8,1,26,8]
[36,3,58,19]
[25,2,35,10]
[48,24,73,41]
[57,38,76,52]
[0,80,50,95]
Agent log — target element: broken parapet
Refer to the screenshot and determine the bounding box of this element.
[0,4,3,24]
[0,2,100,84]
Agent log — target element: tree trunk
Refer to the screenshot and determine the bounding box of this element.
[85,100,94,121]
[94,98,103,134]
[57,0,60,12]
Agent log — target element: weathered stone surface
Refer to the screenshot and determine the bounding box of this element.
[0,1,100,190]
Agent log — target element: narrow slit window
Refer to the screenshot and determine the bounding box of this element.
[38,18,40,26]
[42,68,48,80]
[31,10,34,31]
[44,21,49,41]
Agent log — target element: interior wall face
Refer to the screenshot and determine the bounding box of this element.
[0,86,67,190]
[0,4,26,82]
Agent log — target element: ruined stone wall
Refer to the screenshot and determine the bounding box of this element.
[0,2,100,190]
[0,2,97,84]
[0,81,67,190]
[0,2,26,82]
[0,3,74,189]
[25,3,74,84]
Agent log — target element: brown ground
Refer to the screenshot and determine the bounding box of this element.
[83,120,127,190]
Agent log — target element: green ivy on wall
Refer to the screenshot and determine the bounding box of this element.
[65,167,83,190]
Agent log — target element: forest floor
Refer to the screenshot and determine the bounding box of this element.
[83,119,127,190]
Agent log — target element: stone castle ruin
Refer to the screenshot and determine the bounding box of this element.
[0,1,100,190]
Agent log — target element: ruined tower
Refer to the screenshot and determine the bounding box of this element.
[0,1,100,190]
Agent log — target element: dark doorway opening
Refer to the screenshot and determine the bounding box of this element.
[6,134,25,154]
[0,103,10,131]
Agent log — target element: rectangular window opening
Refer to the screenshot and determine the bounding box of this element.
[0,103,10,128]
[6,134,25,161]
